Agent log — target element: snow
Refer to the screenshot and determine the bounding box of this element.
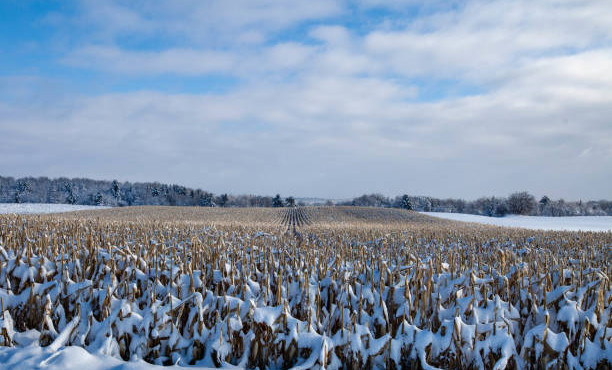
[0,203,108,214]
[422,212,612,232]
[0,330,218,370]
[253,306,283,326]
[0,345,219,369]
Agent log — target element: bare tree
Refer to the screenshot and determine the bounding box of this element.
[507,191,536,215]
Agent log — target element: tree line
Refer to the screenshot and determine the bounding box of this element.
[1,176,610,216]
[0,176,300,208]
[341,192,612,216]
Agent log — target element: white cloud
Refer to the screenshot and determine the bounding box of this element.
[61,1,612,87]
[309,26,353,46]
[64,46,236,75]
[364,0,612,82]
[70,0,344,45]
[256,43,317,71]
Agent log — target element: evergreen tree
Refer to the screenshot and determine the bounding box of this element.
[199,192,215,207]
[63,182,76,204]
[400,194,412,210]
[93,192,104,206]
[14,179,30,203]
[111,180,120,199]
[272,194,284,207]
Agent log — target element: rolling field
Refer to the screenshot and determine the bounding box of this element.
[0,206,610,369]
[46,205,453,228]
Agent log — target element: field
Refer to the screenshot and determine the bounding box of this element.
[0,206,610,369]
[422,212,612,232]
[0,203,108,215]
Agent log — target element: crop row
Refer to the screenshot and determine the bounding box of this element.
[0,213,610,368]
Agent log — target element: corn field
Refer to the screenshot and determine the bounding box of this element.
[0,207,610,369]
[279,207,312,232]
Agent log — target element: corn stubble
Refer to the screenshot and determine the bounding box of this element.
[0,207,610,369]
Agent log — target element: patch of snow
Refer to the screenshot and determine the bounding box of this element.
[0,203,108,214]
[253,306,282,326]
[0,344,218,370]
[421,212,612,232]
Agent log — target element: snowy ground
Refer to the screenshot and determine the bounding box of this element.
[0,203,108,214]
[0,331,217,370]
[422,212,612,232]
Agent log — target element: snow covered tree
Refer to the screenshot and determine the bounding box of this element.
[199,192,215,207]
[63,182,77,204]
[111,180,120,199]
[539,195,550,215]
[122,183,135,206]
[348,194,391,207]
[493,198,509,216]
[93,192,104,206]
[14,179,30,203]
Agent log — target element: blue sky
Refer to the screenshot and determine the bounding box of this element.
[1,0,611,199]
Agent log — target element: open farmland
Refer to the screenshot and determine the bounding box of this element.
[44,206,453,228]
[0,207,610,369]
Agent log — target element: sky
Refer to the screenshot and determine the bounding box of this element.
[1,0,611,200]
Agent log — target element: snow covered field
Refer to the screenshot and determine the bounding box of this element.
[422,212,612,232]
[0,203,108,214]
[0,208,610,369]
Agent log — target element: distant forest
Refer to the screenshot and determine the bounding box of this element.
[340,193,612,217]
[1,176,611,216]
